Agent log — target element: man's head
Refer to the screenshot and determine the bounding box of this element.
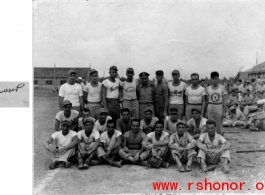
[131,119,140,134]
[98,108,108,122]
[200,79,205,86]
[231,89,237,96]
[206,119,217,137]
[90,69,99,82]
[139,72,150,85]
[246,80,251,85]
[78,77,83,84]
[106,119,115,134]
[62,100,72,113]
[257,91,263,98]
[156,70,164,83]
[109,65,118,79]
[144,108,153,121]
[126,68,134,80]
[246,89,250,95]
[210,71,219,85]
[191,73,200,86]
[257,103,264,112]
[172,70,180,82]
[67,70,76,84]
[61,120,71,135]
[83,117,94,133]
[82,108,90,118]
[241,89,246,97]
[169,107,178,122]
[191,108,201,120]
[176,121,186,136]
[121,108,131,122]
[237,79,242,86]
[154,120,164,134]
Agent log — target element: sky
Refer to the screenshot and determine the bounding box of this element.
[33,0,265,80]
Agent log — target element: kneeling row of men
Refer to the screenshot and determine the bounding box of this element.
[43,117,231,173]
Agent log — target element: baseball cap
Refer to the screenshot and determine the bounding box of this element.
[99,107,108,114]
[67,69,76,75]
[61,120,72,126]
[172,70,180,74]
[90,69,98,75]
[62,100,72,107]
[110,65,118,71]
[83,117,95,124]
[246,80,251,83]
[78,77,82,80]
[139,72,150,77]
[144,107,153,113]
[176,120,186,127]
[169,107,178,113]
[191,108,201,113]
[229,105,237,111]
[126,67,134,72]
[156,70,164,75]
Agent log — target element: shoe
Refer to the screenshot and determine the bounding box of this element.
[185,165,192,172]
[78,159,84,170]
[111,161,121,168]
[49,161,60,170]
[162,162,169,168]
[63,162,71,168]
[201,164,208,173]
[207,165,217,171]
[177,164,185,172]
[83,163,89,169]
[140,161,151,168]
[222,164,229,174]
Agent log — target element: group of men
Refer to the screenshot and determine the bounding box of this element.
[43,66,232,174]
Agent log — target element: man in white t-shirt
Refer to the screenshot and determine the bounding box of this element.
[187,108,207,139]
[120,67,139,119]
[140,107,159,134]
[185,73,206,121]
[197,120,231,173]
[93,108,112,134]
[77,117,100,169]
[43,120,80,170]
[97,120,122,167]
[206,71,228,135]
[78,108,95,130]
[59,70,83,112]
[83,69,103,120]
[163,107,181,135]
[168,69,187,120]
[223,103,245,127]
[55,100,79,132]
[102,66,121,123]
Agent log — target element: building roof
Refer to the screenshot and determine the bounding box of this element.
[34,67,91,79]
[244,61,265,74]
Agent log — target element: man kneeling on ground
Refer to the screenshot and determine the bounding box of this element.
[43,120,80,170]
[197,119,231,173]
[169,121,197,172]
[142,120,169,168]
[119,119,148,164]
[97,120,122,167]
[77,117,100,169]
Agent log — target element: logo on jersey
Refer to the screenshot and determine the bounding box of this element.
[125,86,136,92]
[109,86,119,92]
[211,92,220,103]
[170,90,182,97]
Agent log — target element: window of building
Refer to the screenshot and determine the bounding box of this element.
[46,80,52,85]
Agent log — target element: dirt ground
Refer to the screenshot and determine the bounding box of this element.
[34,91,265,194]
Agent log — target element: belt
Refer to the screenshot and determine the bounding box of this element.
[87,101,101,104]
[106,98,119,102]
[123,99,137,101]
[208,102,223,105]
[139,102,153,105]
[188,103,202,105]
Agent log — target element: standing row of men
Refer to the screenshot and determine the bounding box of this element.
[58,66,227,135]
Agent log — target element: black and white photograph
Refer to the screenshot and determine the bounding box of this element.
[32,0,265,194]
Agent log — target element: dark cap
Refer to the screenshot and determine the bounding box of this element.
[232,89,237,93]
[139,72,150,77]
[61,120,72,126]
[110,65,118,71]
[67,69,76,76]
[191,108,201,113]
[126,67,134,72]
[62,100,72,107]
[156,70,164,75]
[144,107,153,113]
[169,107,178,113]
[172,70,180,74]
[90,69,98,75]
[99,107,108,114]
[83,117,95,124]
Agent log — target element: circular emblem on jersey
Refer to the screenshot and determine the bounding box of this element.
[211,92,220,103]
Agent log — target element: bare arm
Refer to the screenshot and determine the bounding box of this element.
[109,135,122,151]
[223,94,228,116]
[59,96,64,111]
[201,95,206,116]
[83,91,88,105]
[88,138,100,154]
[55,119,61,131]
[142,136,151,149]
[153,135,169,147]
[79,96,84,112]
[116,120,122,132]
[163,85,169,116]
[72,117,78,132]
[101,85,107,108]
[43,137,56,152]
[219,141,231,152]
[196,139,209,152]
[64,136,80,150]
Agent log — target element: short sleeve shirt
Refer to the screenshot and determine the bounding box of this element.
[94,116,112,134]
[187,117,207,132]
[51,130,77,149]
[198,133,227,149]
[169,132,195,147]
[84,82,102,102]
[59,83,83,106]
[147,131,169,144]
[55,110,79,128]
[77,129,100,144]
[100,130,122,150]
[168,81,187,104]
[206,85,227,103]
[185,86,206,104]
[120,80,137,100]
[140,117,159,132]
[102,79,120,98]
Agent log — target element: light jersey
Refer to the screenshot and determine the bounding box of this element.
[169,131,195,147]
[120,79,137,100]
[77,129,100,144]
[199,133,227,149]
[165,116,181,133]
[168,81,187,104]
[78,117,96,130]
[187,117,207,132]
[234,108,245,121]
[55,110,79,128]
[146,131,169,144]
[185,85,206,104]
[84,82,102,102]
[100,130,122,150]
[206,85,227,103]
[140,117,159,130]
[51,130,77,149]
[257,99,265,104]
[102,78,121,98]
[94,116,112,134]
[59,83,83,107]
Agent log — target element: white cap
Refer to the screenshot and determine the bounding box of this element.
[78,77,82,80]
